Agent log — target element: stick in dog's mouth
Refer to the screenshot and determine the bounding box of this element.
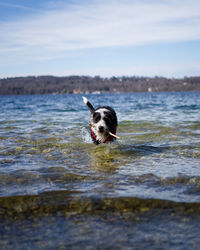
[108,131,120,139]
[88,122,120,140]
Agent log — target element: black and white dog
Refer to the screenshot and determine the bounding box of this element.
[83,96,118,145]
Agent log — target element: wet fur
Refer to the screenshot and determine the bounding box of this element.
[83,97,118,144]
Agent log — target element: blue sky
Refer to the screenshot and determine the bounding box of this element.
[0,0,200,78]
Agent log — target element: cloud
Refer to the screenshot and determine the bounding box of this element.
[0,0,200,78]
[0,2,36,11]
[1,0,200,57]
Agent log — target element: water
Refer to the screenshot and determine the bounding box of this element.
[0,92,200,249]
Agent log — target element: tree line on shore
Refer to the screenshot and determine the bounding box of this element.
[0,75,200,95]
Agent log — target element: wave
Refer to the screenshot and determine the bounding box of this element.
[1,190,200,219]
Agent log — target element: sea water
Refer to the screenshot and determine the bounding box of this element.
[0,92,200,249]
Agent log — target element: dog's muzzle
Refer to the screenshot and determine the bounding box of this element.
[98,126,105,133]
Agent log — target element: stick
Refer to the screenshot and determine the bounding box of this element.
[88,121,95,128]
[88,122,120,139]
[108,131,121,139]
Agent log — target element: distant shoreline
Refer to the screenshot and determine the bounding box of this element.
[0,75,200,95]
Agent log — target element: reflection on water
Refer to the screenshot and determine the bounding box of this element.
[0,92,200,248]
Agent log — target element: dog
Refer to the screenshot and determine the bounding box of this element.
[83,96,118,145]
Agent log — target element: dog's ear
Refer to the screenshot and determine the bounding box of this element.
[82,96,95,114]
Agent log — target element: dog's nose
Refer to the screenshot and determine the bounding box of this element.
[98,126,105,132]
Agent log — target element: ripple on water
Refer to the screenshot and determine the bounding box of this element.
[1,93,200,248]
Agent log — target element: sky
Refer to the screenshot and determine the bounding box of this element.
[0,0,200,78]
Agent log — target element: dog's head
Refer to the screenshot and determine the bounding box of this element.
[91,106,117,134]
[83,97,118,144]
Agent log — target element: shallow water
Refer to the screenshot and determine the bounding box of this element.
[0,92,200,249]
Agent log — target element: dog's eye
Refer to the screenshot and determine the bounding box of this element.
[103,117,110,125]
[93,112,101,123]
